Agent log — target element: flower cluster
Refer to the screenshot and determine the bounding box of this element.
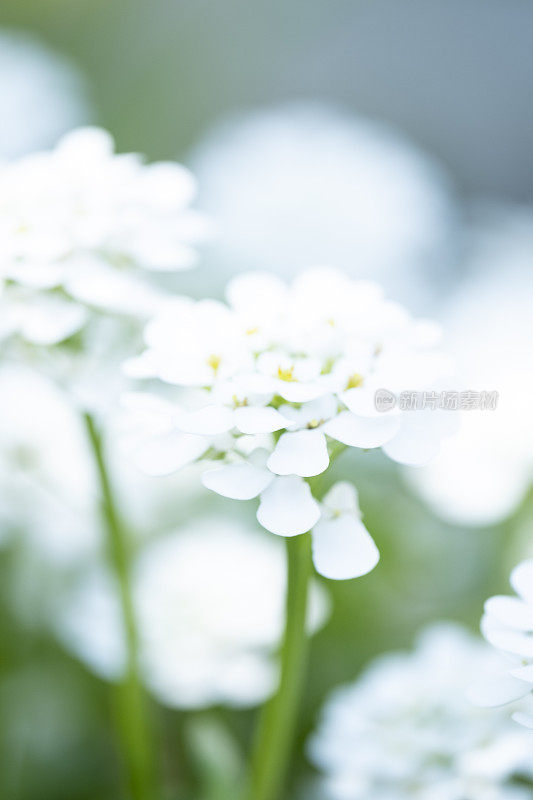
[56,518,328,709]
[125,269,457,579]
[0,127,209,346]
[471,559,533,729]
[308,624,533,800]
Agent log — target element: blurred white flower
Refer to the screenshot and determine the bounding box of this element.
[189,103,458,309]
[0,29,92,159]
[0,127,210,345]
[126,269,456,577]
[471,560,533,730]
[409,205,533,526]
[309,624,533,800]
[0,364,98,564]
[56,519,329,708]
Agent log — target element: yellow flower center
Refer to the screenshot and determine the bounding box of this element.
[345,372,364,390]
[277,365,296,382]
[206,354,221,374]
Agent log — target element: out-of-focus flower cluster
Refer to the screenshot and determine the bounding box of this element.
[471,560,533,730]
[56,518,328,708]
[0,127,209,347]
[125,268,457,578]
[309,624,533,800]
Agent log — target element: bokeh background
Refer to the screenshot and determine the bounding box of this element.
[0,2,532,799]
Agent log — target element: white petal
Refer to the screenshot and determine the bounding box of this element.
[512,712,533,729]
[483,626,533,659]
[340,386,393,418]
[234,406,289,434]
[277,382,327,403]
[281,395,337,428]
[257,476,321,537]
[321,481,360,516]
[468,676,532,707]
[382,410,455,467]
[485,596,533,632]
[65,259,166,317]
[134,432,208,476]
[122,350,159,379]
[19,298,87,345]
[510,664,533,683]
[511,560,533,604]
[323,410,400,449]
[175,405,234,435]
[6,261,66,289]
[312,516,379,580]
[202,463,273,500]
[267,430,329,477]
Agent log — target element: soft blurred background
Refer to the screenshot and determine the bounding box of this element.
[0,1,532,799]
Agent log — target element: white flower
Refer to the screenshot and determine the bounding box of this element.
[0,364,98,564]
[311,483,379,581]
[471,560,533,730]
[0,29,92,159]
[55,518,329,708]
[189,103,457,310]
[127,269,456,576]
[0,127,210,345]
[409,205,533,526]
[308,624,533,800]
[0,283,88,346]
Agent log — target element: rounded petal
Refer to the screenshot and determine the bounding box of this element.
[511,560,533,604]
[510,664,533,683]
[382,410,456,467]
[234,406,290,434]
[482,625,533,659]
[202,463,273,500]
[65,259,166,317]
[267,430,329,477]
[321,481,360,516]
[512,712,533,729]
[257,476,321,537]
[19,297,87,345]
[176,405,234,435]
[311,516,379,580]
[484,595,533,632]
[468,676,532,708]
[277,382,328,403]
[134,432,208,476]
[323,410,400,449]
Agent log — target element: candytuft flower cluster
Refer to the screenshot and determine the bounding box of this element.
[56,518,328,709]
[125,269,457,579]
[309,624,533,800]
[471,559,533,729]
[0,127,209,346]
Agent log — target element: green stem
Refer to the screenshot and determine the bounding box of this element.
[83,412,155,800]
[244,532,313,800]
[243,444,347,800]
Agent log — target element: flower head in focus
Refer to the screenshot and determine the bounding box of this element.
[470,559,533,730]
[0,127,210,347]
[55,519,328,708]
[124,268,457,579]
[308,624,533,800]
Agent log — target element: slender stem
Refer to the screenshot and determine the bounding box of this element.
[244,532,313,800]
[83,412,155,800]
